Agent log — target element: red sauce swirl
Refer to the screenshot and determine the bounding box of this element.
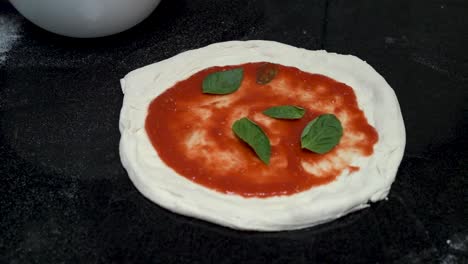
[146,63,378,197]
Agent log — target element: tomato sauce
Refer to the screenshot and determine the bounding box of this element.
[145,63,378,197]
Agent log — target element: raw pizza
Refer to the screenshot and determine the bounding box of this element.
[119,40,405,231]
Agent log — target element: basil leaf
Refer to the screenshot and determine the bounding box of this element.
[301,114,343,154]
[232,117,271,164]
[263,105,305,119]
[256,63,278,84]
[202,68,244,94]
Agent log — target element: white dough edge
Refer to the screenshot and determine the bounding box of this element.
[119,40,406,231]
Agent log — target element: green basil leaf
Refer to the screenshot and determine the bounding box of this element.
[232,117,271,164]
[202,68,244,94]
[256,63,278,84]
[301,114,343,154]
[263,105,305,119]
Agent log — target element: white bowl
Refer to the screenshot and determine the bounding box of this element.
[9,0,161,38]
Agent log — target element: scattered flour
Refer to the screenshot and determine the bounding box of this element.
[447,232,468,252]
[0,12,23,65]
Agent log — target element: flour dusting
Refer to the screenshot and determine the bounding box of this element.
[0,13,23,65]
[447,232,468,252]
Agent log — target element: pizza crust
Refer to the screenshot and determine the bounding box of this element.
[119,40,406,231]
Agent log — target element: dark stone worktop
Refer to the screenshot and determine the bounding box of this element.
[1,0,467,263]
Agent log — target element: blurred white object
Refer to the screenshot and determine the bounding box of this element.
[9,0,161,38]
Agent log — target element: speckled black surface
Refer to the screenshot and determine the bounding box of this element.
[1,0,467,263]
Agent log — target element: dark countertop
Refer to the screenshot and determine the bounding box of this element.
[1,0,467,263]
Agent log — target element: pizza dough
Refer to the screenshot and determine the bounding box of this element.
[119,40,406,231]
